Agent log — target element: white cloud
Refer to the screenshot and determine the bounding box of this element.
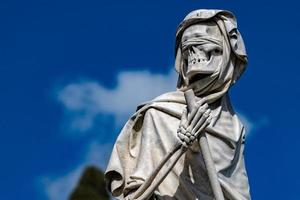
[41,142,112,200]
[42,167,82,200]
[238,113,254,137]
[237,112,269,137]
[57,69,177,133]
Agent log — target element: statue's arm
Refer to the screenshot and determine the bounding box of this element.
[128,95,212,200]
[177,97,212,147]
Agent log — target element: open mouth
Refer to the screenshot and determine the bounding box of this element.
[189,73,210,84]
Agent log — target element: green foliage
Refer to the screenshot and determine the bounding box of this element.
[69,166,109,200]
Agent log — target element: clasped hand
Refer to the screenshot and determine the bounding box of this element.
[177,98,212,147]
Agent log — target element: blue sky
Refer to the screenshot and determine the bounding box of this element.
[0,0,299,199]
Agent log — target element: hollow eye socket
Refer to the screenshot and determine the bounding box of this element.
[213,48,222,54]
[181,46,189,57]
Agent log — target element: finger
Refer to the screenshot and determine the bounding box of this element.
[178,132,185,141]
[178,133,190,146]
[191,109,210,134]
[189,105,209,129]
[193,115,212,138]
[177,126,186,135]
[185,131,191,138]
[190,135,195,141]
[187,99,206,123]
[183,135,190,143]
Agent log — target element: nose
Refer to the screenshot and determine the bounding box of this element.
[188,46,209,64]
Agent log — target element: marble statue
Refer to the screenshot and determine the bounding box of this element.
[105,9,251,200]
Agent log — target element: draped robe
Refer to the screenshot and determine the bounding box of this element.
[105,91,251,200]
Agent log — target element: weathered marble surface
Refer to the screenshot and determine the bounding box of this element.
[105,9,251,200]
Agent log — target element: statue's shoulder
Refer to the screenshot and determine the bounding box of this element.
[131,90,185,121]
[136,90,185,111]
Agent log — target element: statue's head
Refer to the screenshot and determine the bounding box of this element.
[175,9,248,102]
[181,21,223,83]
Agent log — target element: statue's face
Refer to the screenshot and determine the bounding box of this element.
[181,22,223,83]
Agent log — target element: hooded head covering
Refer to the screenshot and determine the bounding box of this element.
[175,9,247,103]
